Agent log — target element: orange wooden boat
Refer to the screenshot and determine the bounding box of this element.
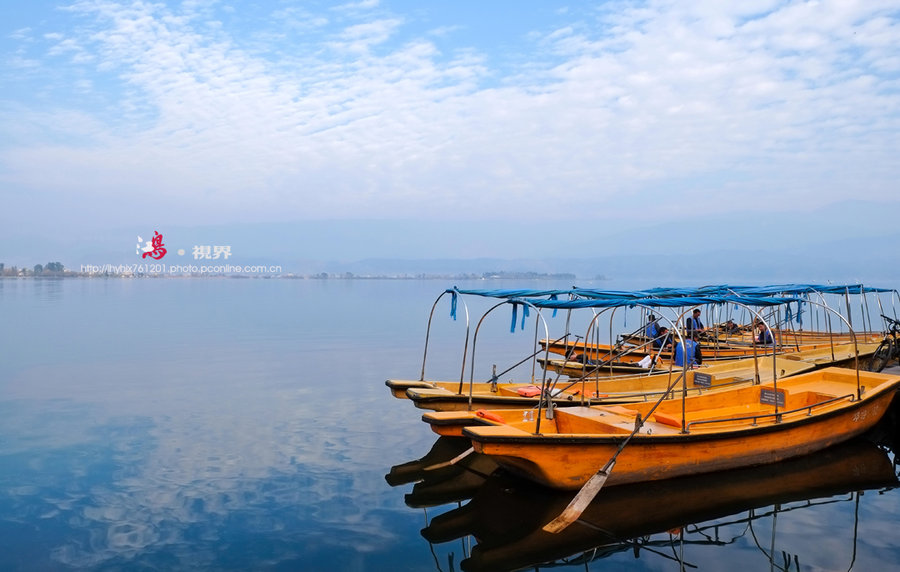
[539,340,878,378]
[422,435,898,572]
[540,333,879,365]
[454,367,900,490]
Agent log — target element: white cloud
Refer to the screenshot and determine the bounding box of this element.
[1,0,899,227]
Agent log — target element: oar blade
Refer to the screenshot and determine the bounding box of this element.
[542,460,615,533]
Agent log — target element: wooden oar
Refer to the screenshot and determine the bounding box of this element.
[542,369,686,533]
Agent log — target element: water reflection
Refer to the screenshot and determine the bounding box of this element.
[0,344,409,570]
[0,398,401,570]
[32,277,66,302]
[386,437,498,509]
[390,405,900,572]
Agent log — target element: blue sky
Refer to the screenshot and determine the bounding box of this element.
[2,1,900,265]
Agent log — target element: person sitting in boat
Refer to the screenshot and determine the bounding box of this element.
[685,308,705,336]
[567,350,598,365]
[755,321,775,345]
[674,333,703,368]
[723,319,741,334]
[645,314,659,339]
[652,325,673,349]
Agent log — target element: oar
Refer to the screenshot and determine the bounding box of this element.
[542,369,685,533]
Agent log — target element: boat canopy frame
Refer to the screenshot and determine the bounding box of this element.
[414,285,877,413]
[460,294,863,434]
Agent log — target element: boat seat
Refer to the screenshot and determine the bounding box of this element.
[783,390,840,408]
[554,406,681,435]
[596,405,640,417]
[653,403,774,429]
[654,385,843,429]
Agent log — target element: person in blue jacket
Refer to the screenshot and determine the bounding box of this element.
[674,334,703,367]
[755,320,775,345]
[685,308,704,335]
[653,326,672,349]
[645,314,659,339]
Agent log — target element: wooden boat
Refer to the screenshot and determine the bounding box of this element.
[623,327,881,345]
[457,367,900,490]
[394,341,874,414]
[385,378,573,403]
[420,356,811,435]
[540,341,879,378]
[541,338,756,363]
[422,435,898,572]
[540,334,879,366]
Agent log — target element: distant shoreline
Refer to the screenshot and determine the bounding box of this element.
[0,271,582,281]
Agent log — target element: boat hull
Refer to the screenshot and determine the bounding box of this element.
[426,436,897,572]
[463,368,900,489]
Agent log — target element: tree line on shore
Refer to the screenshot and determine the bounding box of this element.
[0,262,66,276]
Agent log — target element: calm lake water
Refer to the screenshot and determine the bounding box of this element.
[2,277,900,571]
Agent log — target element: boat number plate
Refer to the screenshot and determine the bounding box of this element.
[693,372,712,387]
[760,388,785,407]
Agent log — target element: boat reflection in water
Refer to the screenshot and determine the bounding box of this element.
[392,415,900,572]
[385,436,498,508]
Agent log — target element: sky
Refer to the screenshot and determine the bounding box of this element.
[1,1,900,266]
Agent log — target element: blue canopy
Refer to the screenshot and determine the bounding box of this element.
[722,284,895,296]
[443,285,897,332]
[510,294,801,310]
[448,284,895,302]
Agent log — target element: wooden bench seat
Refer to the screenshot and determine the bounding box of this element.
[554,406,681,435]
